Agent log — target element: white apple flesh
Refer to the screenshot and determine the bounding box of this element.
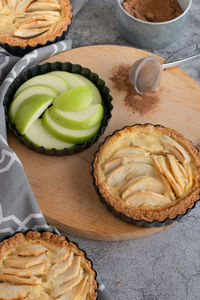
[15,74,70,95]
[42,110,101,143]
[9,84,58,123]
[49,71,102,104]
[24,119,74,149]
[49,71,87,89]
[9,70,105,150]
[49,104,104,129]
[15,94,53,135]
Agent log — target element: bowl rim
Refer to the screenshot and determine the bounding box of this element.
[116,0,192,25]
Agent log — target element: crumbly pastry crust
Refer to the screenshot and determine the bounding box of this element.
[93,124,200,223]
[0,0,72,48]
[0,231,97,300]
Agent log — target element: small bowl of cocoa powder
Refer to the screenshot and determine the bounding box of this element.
[116,0,192,49]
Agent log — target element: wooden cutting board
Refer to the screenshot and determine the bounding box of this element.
[8,45,200,240]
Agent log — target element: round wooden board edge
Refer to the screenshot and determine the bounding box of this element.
[44,44,200,91]
[15,44,196,241]
[45,215,174,241]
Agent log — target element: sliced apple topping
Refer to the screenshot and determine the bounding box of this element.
[27,1,60,12]
[0,0,3,10]
[0,273,41,285]
[57,276,89,300]
[0,283,32,300]
[1,263,46,277]
[162,135,191,164]
[121,176,167,200]
[125,191,172,209]
[49,252,73,279]
[25,290,51,300]
[15,14,59,25]
[104,155,152,175]
[23,10,60,17]
[185,165,195,190]
[18,244,48,256]
[51,247,71,264]
[160,175,176,200]
[113,146,146,157]
[177,161,188,180]
[52,257,81,286]
[3,253,48,269]
[153,155,183,197]
[19,17,55,29]
[14,17,55,39]
[107,163,156,187]
[7,0,17,9]
[120,176,148,193]
[167,154,186,191]
[15,0,34,12]
[52,269,83,298]
[152,156,175,200]
[14,25,50,38]
[103,131,194,205]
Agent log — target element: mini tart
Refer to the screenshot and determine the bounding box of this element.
[0,231,97,299]
[0,0,72,49]
[93,124,200,224]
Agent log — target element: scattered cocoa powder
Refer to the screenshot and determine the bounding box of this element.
[122,0,183,22]
[109,64,160,116]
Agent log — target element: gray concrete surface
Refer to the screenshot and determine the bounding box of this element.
[67,1,200,299]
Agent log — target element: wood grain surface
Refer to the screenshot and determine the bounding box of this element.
[8,45,200,240]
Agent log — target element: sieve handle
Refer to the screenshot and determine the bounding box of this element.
[162,44,200,69]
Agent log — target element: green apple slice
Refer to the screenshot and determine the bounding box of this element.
[15,74,70,95]
[49,104,104,129]
[49,71,87,89]
[42,110,101,143]
[9,85,58,123]
[15,94,53,135]
[49,71,102,104]
[24,119,74,150]
[75,74,102,104]
[53,86,93,112]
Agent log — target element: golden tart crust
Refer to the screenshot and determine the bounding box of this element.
[0,231,97,299]
[93,124,200,223]
[0,0,72,48]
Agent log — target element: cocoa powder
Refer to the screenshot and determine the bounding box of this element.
[110,64,160,116]
[122,0,183,22]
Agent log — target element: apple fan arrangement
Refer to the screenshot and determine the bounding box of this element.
[5,63,112,154]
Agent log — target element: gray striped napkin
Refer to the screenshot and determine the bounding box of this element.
[0,1,113,298]
[0,39,72,238]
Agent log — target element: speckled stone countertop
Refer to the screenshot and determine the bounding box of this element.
[67,1,200,299]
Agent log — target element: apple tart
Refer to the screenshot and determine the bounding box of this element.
[0,231,97,299]
[93,124,200,225]
[0,0,72,49]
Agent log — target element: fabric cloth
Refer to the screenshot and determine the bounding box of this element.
[0,39,72,238]
[0,1,113,298]
[0,0,83,240]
